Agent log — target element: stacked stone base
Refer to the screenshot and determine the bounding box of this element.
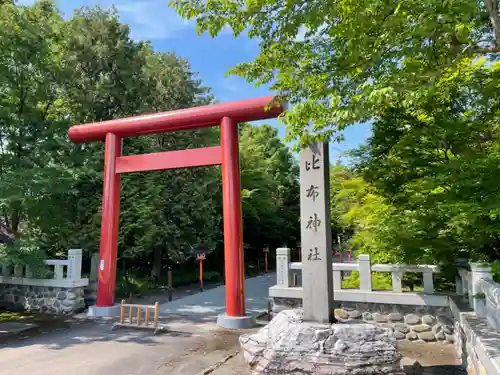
[0,283,85,314]
[240,309,403,374]
[271,298,456,344]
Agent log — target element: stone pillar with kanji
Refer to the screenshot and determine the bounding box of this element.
[300,142,334,323]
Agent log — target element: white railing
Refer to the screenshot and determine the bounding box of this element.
[273,248,500,327]
[457,264,500,333]
[272,248,447,307]
[0,249,87,288]
[286,252,439,293]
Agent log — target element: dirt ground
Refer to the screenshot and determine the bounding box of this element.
[210,341,466,375]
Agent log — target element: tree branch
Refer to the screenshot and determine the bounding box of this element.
[484,0,500,47]
[468,44,500,53]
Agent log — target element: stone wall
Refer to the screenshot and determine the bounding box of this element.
[0,283,85,314]
[271,297,456,343]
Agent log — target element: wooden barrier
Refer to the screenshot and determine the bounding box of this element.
[112,301,166,335]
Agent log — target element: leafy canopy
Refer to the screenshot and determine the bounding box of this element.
[169,0,500,145]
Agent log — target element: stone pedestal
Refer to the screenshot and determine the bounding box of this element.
[240,310,403,374]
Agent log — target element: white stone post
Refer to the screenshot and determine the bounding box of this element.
[25,265,33,278]
[13,264,23,277]
[470,263,493,317]
[391,271,403,293]
[67,248,83,280]
[358,254,372,291]
[54,264,64,280]
[1,264,10,277]
[276,248,291,287]
[423,271,434,294]
[300,142,334,323]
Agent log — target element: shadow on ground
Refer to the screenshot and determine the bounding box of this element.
[0,314,203,351]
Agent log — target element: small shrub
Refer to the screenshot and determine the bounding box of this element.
[492,260,500,283]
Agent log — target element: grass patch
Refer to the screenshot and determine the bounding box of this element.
[341,271,425,292]
[0,310,34,322]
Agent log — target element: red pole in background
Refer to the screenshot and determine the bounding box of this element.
[263,247,269,273]
[221,117,245,317]
[96,133,121,307]
[197,253,206,291]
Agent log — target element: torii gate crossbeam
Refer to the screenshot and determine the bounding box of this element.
[68,96,285,327]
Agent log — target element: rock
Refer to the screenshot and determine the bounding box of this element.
[422,315,435,325]
[435,332,445,340]
[406,332,418,341]
[373,312,389,323]
[394,331,406,340]
[66,292,77,300]
[412,324,431,333]
[362,312,373,321]
[432,324,442,334]
[404,314,420,325]
[388,312,403,322]
[239,309,402,374]
[442,325,453,334]
[437,315,453,326]
[347,310,361,319]
[335,308,349,320]
[445,334,455,343]
[394,323,409,334]
[418,332,436,342]
[56,291,66,300]
[61,299,74,307]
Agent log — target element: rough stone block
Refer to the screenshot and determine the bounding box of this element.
[435,331,445,340]
[335,308,348,320]
[394,331,406,340]
[432,324,442,334]
[394,323,409,334]
[417,331,436,342]
[404,314,420,325]
[362,312,373,321]
[412,324,431,333]
[239,310,402,374]
[348,310,361,319]
[421,315,435,325]
[406,332,418,341]
[373,312,388,322]
[388,313,403,322]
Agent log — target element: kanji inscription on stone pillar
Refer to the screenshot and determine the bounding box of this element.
[300,142,334,323]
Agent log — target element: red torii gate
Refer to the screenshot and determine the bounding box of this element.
[68,96,285,327]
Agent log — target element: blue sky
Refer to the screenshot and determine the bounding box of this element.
[20,0,371,162]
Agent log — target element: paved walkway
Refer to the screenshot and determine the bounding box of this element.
[0,273,276,375]
[159,273,276,323]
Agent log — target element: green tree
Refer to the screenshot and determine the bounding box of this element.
[239,123,300,257]
[170,0,500,145]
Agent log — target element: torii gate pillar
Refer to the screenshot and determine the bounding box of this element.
[68,96,285,328]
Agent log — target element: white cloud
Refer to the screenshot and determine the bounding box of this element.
[19,0,194,40]
[113,0,193,40]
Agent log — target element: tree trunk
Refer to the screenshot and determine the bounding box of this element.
[151,248,162,281]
